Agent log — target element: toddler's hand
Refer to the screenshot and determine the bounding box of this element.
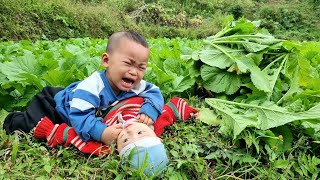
[101,123,123,146]
[136,114,153,126]
[193,112,200,120]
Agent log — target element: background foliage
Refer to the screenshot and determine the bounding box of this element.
[1,0,320,40]
[1,0,320,179]
[1,18,320,179]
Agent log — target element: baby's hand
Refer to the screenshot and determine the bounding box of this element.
[136,114,153,126]
[101,123,123,146]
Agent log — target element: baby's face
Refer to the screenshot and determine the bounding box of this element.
[117,122,157,152]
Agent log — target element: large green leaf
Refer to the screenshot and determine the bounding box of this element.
[172,76,195,93]
[247,33,282,45]
[147,64,174,84]
[199,45,244,69]
[65,44,83,55]
[201,65,241,94]
[163,58,182,76]
[236,57,272,92]
[301,119,320,140]
[19,73,45,90]
[42,66,80,87]
[1,53,46,82]
[199,49,233,69]
[199,108,221,126]
[38,55,59,70]
[250,66,272,92]
[241,41,269,53]
[205,98,320,139]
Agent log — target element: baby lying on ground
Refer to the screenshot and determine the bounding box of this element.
[33,97,198,176]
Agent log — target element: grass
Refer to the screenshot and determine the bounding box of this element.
[2,106,318,179]
[0,109,216,179]
[0,107,256,179]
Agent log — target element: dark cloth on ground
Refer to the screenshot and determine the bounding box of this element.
[3,86,63,134]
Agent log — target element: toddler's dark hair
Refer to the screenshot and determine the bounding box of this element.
[106,31,149,53]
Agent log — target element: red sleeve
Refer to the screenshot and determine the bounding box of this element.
[154,97,198,136]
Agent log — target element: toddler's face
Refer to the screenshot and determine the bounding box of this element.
[102,38,150,94]
[117,122,157,152]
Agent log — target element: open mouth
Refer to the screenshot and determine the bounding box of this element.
[123,77,134,84]
[122,77,135,88]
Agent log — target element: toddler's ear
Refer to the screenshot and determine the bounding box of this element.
[101,53,109,68]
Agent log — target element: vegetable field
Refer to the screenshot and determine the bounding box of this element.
[1,19,320,179]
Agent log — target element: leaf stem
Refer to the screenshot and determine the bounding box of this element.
[262,54,287,71]
[204,40,235,61]
[208,34,277,41]
[263,54,289,100]
[211,40,245,44]
[206,98,284,113]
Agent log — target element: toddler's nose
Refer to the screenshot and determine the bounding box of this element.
[128,66,138,76]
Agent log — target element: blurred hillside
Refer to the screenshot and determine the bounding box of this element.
[1,0,319,40]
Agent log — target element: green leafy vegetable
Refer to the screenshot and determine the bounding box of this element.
[205,98,320,139]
